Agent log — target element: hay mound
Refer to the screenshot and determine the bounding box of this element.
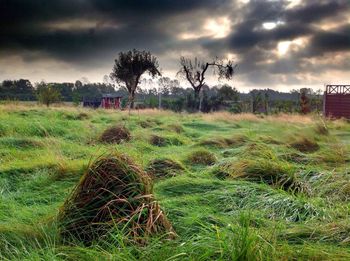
[289,137,319,153]
[187,149,217,165]
[146,158,185,178]
[100,125,131,144]
[58,153,173,245]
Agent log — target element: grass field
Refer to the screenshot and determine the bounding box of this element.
[0,104,350,260]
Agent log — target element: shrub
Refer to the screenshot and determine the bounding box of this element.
[186,149,217,166]
[58,153,174,245]
[146,158,185,178]
[100,125,131,144]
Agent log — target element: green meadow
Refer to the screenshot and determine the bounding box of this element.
[0,104,350,260]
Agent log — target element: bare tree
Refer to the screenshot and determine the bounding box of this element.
[110,49,161,110]
[178,57,236,111]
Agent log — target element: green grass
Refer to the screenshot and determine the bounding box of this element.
[0,105,350,260]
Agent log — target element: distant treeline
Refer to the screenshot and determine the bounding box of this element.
[0,78,323,113]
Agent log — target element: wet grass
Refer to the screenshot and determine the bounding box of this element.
[0,104,349,260]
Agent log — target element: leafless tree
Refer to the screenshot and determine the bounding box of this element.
[178,57,237,111]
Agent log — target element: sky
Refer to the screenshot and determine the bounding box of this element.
[0,0,349,91]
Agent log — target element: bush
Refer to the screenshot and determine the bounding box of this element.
[100,125,131,144]
[58,153,174,245]
[186,149,217,166]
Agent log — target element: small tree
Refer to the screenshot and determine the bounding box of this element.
[177,57,236,111]
[110,49,161,110]
[300,88,310,114]
[36,83,61,107]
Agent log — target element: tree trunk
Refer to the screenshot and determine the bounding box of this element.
[194,89,201,112]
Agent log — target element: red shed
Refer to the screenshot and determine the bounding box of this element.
[101,94,122,109]
[324,85,350,119]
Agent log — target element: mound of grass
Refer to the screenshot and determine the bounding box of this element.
[242,142,277,160]
[212,158,308,193]
[279,152,310,164]
[0,137,43,149]
[314,122,329,136]
[199,134,247,149]
[166,124,184,133]
[315,143,348,165]
[149,134,183,147]
[146,158,186,178]
[65,112,90,120]
[280,221,350,245]
[100,125,131,144]
[58,153,174,245]
[289,136,320,153]
[186,149,217,166]
[139,120,153,128]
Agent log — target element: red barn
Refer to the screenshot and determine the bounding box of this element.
[324,85,350,119]
[101,94,122,109]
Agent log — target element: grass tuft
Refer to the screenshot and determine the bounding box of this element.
[146,158,186,179]
[58,152,174,245]
[186,149,217,166]
[288,136,320,153]
[100,125,131,144]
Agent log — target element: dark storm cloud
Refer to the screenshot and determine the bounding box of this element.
[0,0,349,87]
[0,0,229,62]
[285,0,347,23]
[200,0,350,86]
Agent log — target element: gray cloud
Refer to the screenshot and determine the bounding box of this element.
[0,0,349,88]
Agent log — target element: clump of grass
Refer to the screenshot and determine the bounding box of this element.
[0,137,43,149]
[315,143,348,165]
[212,158,308,193]
[258,135,282,145]
[199,134,247,148]
[280,221,350,245]
[279,152,310,164]
[314,122,329,135]
[100,125,131,144]
[146,158,186,178]
[242,142,277,160]
[139,121,153,128]
[58,153,174,245]
[166,123,184,133]
[149,134,183,147]
[65,112,90,120]
[288,136,320,153]
[186,149,217,166]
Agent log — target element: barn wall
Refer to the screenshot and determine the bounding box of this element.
[325,94,350,118]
